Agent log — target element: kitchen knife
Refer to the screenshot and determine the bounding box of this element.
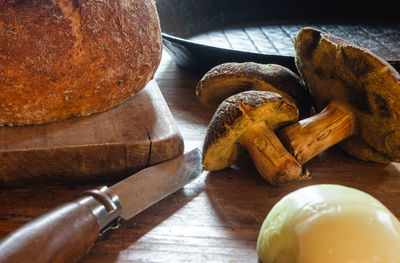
[0,148,202,263]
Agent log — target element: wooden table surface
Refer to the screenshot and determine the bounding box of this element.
[1,52,400,262]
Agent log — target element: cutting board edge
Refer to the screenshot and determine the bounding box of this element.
[148,131,184,166]
[0,80,184,187]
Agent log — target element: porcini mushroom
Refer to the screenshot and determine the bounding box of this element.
[196,62,311,117]
[278,27,400,164]
[202,90,310,185]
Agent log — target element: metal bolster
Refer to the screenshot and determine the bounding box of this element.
[77,186,122,234]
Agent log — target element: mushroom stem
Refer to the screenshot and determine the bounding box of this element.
[279,101,355,165]
[238,121,309,185]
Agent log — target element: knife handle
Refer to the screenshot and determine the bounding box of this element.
[0,202,99,263]
[0,186,122,263]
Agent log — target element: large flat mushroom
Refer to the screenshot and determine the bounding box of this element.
[202,90,310,185]
[279,27,400,164]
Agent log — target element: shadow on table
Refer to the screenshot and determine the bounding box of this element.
[204,148,397,239]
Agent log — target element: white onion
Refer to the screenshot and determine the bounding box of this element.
[257,184,400,263]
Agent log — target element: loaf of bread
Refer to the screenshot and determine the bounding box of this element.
[0,0,162,125]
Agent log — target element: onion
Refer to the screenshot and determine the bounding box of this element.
[257,184,400,263]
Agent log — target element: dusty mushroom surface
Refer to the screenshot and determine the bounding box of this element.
[279,27,400,164]
[196,62,311,117]
[202,90,310,185]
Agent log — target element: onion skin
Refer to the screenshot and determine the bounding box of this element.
[257,184,400,263]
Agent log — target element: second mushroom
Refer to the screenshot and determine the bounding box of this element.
[202,90,310,185]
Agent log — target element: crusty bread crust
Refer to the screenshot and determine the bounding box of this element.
[0,0,162,125]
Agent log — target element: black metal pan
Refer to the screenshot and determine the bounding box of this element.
[156,0,400,74]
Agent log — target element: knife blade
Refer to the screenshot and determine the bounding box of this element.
[0,148,202,263]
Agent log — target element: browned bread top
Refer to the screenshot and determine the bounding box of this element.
[0,0,162,125]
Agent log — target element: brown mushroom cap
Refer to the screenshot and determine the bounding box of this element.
[294,27,400,162]
[202,90,299,171]
[196,62,311,116]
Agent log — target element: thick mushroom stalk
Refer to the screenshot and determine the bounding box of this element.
[279,101,355,164]
[279,27,400,164]
[238,122,307,185]
[202,90,310,185]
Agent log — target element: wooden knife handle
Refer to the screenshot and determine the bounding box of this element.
[0,201,100,263]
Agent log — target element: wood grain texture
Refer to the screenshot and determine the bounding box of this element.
[0,80,183,187]
[1,52,400,262]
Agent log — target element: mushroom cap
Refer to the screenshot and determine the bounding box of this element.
[202,90,299,171]
[294,27,400,162]
[196,62,311,116]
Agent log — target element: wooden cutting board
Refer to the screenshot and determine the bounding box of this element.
[0,80,184,188]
